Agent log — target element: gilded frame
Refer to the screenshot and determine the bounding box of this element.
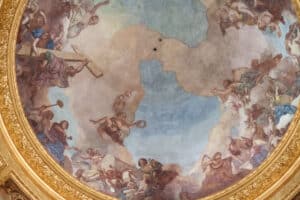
[0,0,300,199]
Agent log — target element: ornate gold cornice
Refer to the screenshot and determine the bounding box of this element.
[293,0,300,17]
[1,179,30,200]
[0,155,7,172]
[0,173,35,200]
[0,0,299,199]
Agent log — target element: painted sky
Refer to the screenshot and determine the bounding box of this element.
[48,0,212,168]
[44,0,297,173]
[99,0,208,47]
[125,60,220,172]
[96,1,216,171]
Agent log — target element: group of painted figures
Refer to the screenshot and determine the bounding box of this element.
[216,0,290,37]
[90,91,147,146]
[15,0,300,199]
[183,54,300,198]
[183,0,300,197]
[72,148,178,199]
[15,0,173,199]
[17,0,110,48]
[16,0,110,165]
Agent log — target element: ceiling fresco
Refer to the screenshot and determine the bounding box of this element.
[15,0,300,199]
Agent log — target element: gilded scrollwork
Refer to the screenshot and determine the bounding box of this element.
[0,155,6,172]
[1,179,30,200]
[0,0,299,199]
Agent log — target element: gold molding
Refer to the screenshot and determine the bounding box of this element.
[0,172,37,200]
[1,180,30,200]
[293,0,300,16]
[0,155,7,172]
[0,0,299,199]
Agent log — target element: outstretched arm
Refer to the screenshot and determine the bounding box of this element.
[38,10,47,24]
[31,104,47,111]
[91,0,110,14]
[32,38,40,55]
[130,120,147,128]
[211,87,232,96]
[211,85,237,102]
[213,82,240,94]
[231,2,255,18]
[90,117,107,124]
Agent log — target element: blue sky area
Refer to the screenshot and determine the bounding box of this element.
[99,0,208,47]
[125,60,220,172]
[46,1,296,171]
[48,0,210,167]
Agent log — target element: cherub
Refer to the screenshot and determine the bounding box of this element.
[225,0,255,18]
[245,104,265,128]
[201,152,233,182]
[211,79,240,102]
[285,23,300,55]
[211,63,274,103]
[67,0,110,39]
[257,11,282,37]
[216,5,242,35]
[22,9,47,29]
[17,6,47,43]
[90,112,146,145]
[112,91,133,114]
